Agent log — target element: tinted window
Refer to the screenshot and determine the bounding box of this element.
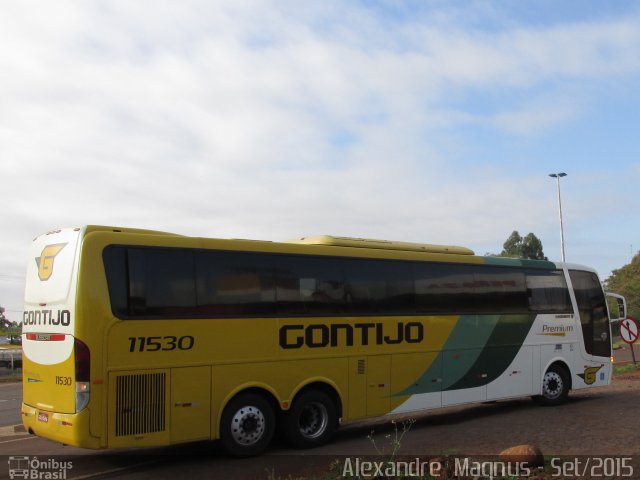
[526,269,572,313]
[344,259,414,314]
[415,263,476,314]
[196,251,275,316]
[128,248,196,316]
[103,245,574,319]
[474,268,528,313]
[103,246,128,317]
[275,255,344,315]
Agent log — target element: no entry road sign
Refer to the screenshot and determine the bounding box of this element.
[620,317,640,345]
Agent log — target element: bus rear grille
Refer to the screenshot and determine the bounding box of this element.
[115,373,166,437]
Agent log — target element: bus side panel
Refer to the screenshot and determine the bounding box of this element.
[486,346,534,399]
[366,355,390,416]
[170,366,211,443]
[389,352,442,414]
[441,347,487,406]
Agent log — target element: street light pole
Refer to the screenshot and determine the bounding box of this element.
[548,172,567,262]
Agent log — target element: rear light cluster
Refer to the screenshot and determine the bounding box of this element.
[74,338,91,412]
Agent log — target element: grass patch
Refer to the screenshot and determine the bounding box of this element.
[613,362,640,375]
[612,340,625,350]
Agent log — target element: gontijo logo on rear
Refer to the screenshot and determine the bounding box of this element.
[35,243,67,281]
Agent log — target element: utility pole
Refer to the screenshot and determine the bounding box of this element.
[548,172,567,262]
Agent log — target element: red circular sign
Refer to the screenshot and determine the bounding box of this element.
[619,317,640,344]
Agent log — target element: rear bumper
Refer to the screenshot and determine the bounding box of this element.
[21,403,101,449]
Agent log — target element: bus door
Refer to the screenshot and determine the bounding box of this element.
[569,270,612,360]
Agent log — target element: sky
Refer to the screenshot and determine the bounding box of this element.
[1,0,640,321]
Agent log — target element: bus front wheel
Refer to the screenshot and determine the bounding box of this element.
[283,390,337,449]
[220,393,275,457]
[535,365,570,406]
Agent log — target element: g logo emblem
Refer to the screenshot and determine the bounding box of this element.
[579,365,603,385]
[36,244,67,281]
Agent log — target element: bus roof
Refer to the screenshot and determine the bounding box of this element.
[83,225,184,237]
[286,235,474,255]
[78,227,473,255]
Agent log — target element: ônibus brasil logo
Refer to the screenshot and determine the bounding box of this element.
[8,456,72,479]
[35,244,67,281]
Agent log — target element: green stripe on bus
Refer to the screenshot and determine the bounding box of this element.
[396,315,500,396]
[445,313,535,391]
[483,256,556,269]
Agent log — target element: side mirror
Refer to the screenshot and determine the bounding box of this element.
[606,293,627,322]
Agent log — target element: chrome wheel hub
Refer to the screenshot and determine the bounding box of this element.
[298,401,329,439]
[543,371,563,399]
[230,405,266,446]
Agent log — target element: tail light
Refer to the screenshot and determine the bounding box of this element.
[74,338,91,412]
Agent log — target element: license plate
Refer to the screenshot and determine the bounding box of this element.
[37,412,49,423]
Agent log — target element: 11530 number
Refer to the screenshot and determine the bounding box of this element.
[128,336,194,352]
[55,376,72,386]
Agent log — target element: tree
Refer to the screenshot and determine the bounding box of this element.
[606,253,640,320]
[500,231,548,260]
[0,305,9,329]
[501,231,523,257]
[521,233,547,260]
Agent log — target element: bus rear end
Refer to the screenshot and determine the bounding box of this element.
[21,227,97,448]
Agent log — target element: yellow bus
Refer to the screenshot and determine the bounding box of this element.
[22,226,625,456]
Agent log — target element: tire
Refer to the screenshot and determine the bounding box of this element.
[219,393,275,457]
[283,390,337,449]
[535,365,570,406]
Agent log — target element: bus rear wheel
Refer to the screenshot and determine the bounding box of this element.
[535,365,570,406]
[220,393,275,457]
[283,390,337,449]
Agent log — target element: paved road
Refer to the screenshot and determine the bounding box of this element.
[0,383,21,427]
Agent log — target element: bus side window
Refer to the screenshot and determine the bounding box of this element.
[127,248,197,317]
[275,255,344,315]
[414,263,475,314]
[344,259,414,314]
[526,269,572,313]
[195,251,276,316]
[103,246,128,317]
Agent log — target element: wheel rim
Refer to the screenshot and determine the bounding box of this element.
[543,371,564,400]
[298,401,329,439]
[230,405,266,446]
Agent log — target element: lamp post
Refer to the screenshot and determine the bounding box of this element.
[548,172,567,262]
